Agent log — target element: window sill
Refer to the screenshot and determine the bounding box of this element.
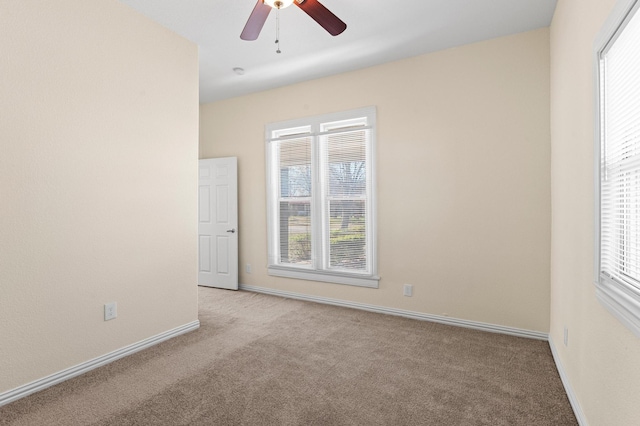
[268,266,380,288]
[595,278,640,338]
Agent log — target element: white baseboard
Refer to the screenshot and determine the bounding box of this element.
[239,284,548,340]
[548,336,587,426]
[0,320,200,407]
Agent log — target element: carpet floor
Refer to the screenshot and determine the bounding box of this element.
[0,287,577,425]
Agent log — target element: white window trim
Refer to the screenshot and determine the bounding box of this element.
[593,0,640,337]
[265,107,379,288]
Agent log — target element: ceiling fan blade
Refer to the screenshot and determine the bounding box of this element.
[241,0,272,41]
[295,0,347,36]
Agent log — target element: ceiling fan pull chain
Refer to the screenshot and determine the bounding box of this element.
[275,8,281,54]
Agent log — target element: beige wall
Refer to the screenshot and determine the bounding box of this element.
[0,1,199,393]
[201,28,551,333]
[550,0,640,424]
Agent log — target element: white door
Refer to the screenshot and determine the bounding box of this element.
[198,157,238,290]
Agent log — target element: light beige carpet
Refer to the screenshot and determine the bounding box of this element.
[1,287,576,425]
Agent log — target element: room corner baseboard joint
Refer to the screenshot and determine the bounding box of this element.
[548,336,588,426]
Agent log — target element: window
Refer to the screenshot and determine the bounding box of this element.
[266,107,378,287]
[595,0,640,336]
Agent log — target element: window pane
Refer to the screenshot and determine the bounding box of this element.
[602,170,640,290]
[279,201,312,266]
[281,165,311,197]
[279,138,312,197]
[323,128,369,272]
[329,200,366,270]
[601,5,640,291]
[328,131,367,197]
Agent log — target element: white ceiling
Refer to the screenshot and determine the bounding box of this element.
[118,0,558,104]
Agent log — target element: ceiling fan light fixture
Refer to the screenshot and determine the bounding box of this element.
[264,0,294,9]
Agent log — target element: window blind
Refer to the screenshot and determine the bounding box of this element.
[320,123,369,272]
[276,135,313,267]
[600,5,640,291]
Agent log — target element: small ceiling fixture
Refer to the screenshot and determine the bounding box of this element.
[264,0,294,9]
[232,67,245,75]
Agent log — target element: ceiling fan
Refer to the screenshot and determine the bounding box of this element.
[240,0,347,41]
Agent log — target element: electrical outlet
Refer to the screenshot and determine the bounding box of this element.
[403,284,413,297]
[246,264,252,274]
[563,326,568,346]
[104,302,117,321]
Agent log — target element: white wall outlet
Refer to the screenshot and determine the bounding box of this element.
[246,264,252,274]
[563,326,569,346]
[403,284,413,297]
[104,302,117,321]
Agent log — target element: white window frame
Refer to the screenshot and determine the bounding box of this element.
[265,107,379,288]
[594,0,640,337]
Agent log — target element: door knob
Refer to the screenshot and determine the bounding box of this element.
[227,229,236,233]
